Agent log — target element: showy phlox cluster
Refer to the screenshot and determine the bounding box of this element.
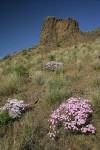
[48,97,96,138]
[43,61,62,70]
[0,99,29,119]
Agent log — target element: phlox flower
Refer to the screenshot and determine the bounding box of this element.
[48,97,96,138]
[0,98,29,119]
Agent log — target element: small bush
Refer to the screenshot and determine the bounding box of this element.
[48,97,96,139]
[48,54,56,61]
[15,65,28,76]
[3,54,11,60]
[56,42,61,47]
[0,110,10,125]
[22,49,27,56]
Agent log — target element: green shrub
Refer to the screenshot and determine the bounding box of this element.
[22,49,27,56]
[15,65,28,76]
[48,54,55,61]
[0,110,11,125]
[3,54,11,60]
[56,42,61,47]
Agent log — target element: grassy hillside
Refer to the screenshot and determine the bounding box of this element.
[0,39,100,150]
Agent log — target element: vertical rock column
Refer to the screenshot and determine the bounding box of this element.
[39,16,81,47]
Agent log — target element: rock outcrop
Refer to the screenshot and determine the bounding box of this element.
[39,16,84,47]
[39,16,100,47]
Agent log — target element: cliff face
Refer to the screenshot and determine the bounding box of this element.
[39,16,83,47]
[39,16,100,47]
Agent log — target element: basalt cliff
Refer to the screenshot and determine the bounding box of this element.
[39,16,100,47]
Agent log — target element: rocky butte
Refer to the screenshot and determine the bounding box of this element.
[39,16,100,47]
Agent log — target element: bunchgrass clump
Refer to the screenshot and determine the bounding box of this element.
[31,71,45,85]
[0,73,21,96]
[48,77,66,89]
[48,97,96,139]
[45,88,68,105]
[44,76,71,105]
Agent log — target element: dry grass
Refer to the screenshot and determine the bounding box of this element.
[0,39,100,150]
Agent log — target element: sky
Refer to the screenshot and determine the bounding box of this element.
[0,0,100,57]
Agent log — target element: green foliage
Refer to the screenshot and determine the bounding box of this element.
[22,49,27,56]
[48,54,55,61]
[3,54,11,60]
[31,44,38,49]
[0,110,10,125]
[15,65,28,76]
[56,42,61,47]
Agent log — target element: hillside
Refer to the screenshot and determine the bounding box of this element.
[0,17,100,150]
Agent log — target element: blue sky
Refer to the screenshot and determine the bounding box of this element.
[0,0,100,57]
